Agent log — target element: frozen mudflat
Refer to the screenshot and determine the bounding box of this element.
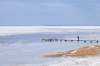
[0,26,100,66]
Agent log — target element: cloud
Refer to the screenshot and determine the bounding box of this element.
[0,1,99,12]
[90,3,100,10]
[42,2,69,7]
[0,1,69,9]
[0,1,27,10]
[0,1,79,14]
[1,1,99,18]
[0,1,42,11]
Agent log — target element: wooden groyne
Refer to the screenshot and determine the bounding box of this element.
[42,39,99,43]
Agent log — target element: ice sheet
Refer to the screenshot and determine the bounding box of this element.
[0,26,100,66]
[0,26,100,36]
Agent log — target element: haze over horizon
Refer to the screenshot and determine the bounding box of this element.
[0,0,100,26]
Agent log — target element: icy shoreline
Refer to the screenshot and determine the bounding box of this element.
[0,26,100,36]
[46,45,100,66]
[45,45,100,66]
[48,56,100,66]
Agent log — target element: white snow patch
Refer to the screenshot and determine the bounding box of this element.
[71,50,77,54]
[49,56,100,66]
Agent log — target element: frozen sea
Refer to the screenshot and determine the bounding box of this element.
[0,26,100,66]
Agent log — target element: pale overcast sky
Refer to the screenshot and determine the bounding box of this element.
[0,0,100,26]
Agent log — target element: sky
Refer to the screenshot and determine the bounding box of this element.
[0,0,100,26]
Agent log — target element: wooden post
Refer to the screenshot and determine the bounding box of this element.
[60,40,62,41]
[64,40,67,42]
[55,39,58,42]
[71,40,73,42]
[84,41,86,42]
[42,39,43,42]
[90,29,91,41]
[90,41,92,43]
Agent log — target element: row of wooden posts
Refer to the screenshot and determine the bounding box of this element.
[42,39,99,43]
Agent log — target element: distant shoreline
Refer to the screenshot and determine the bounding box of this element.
[0,26,100,36]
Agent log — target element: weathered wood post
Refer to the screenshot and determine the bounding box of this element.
[90,41,92,43]
[84,41,86,42]
[77,40,79,42]
[50,39,52,42]
[42,39,44,42]
[55,39,58,42]
[71,40,73,42]
[64,40,67,42]
[45,39,47,42]
[60,40,62,42]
